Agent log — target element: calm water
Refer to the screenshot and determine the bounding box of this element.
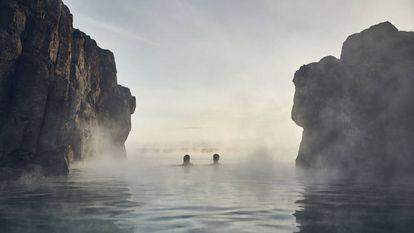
[0,159,414,233]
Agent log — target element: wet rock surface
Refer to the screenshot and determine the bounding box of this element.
[292,22,414,177]
[0,0,136,176]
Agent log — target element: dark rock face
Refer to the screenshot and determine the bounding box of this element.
[0,0,136,176]
[292,22,414,176]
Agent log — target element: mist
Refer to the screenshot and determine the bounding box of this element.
[62,0,414,165]
[2,0,414,232]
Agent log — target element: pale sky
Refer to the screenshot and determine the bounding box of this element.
[64,0,414,162]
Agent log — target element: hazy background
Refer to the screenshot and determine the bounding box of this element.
[64,0,414,164]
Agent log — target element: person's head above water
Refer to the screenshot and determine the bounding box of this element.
[213,153,220,164]
[183,154,191,165]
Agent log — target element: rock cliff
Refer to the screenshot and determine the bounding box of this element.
[292,22,414,176]
[0,0,136,176]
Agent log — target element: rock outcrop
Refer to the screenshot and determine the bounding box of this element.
[0,0,136,176]
[292,22,414,176]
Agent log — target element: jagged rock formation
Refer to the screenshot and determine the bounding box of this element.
[0,0,136,176]
[292,22,414,176]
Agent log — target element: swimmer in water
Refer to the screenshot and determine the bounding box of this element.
[212,153,220,165]
[182,154,193,166]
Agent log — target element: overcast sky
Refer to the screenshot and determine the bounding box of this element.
[64,0,414,162]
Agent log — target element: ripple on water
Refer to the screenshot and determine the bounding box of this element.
[1,165,413,233]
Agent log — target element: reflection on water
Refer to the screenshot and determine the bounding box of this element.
[0,171,138,233]
[295,180,414,233]
[0,169,136,233]
[0,160,413,233]
[123,162,301,232]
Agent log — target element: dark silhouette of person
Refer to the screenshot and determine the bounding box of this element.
[213,153,220,165]
[182,154,193,166]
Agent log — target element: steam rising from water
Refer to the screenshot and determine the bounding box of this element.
[6,150,414,233]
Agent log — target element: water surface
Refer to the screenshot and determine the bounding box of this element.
[0,159,413,233]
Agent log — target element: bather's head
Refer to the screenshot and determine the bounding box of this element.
[183,154,191,165]
[213,153,220,164]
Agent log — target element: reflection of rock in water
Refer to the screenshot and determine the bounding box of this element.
[294,181,414,233]
[0,170,137,233]
[292,22,414,177]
